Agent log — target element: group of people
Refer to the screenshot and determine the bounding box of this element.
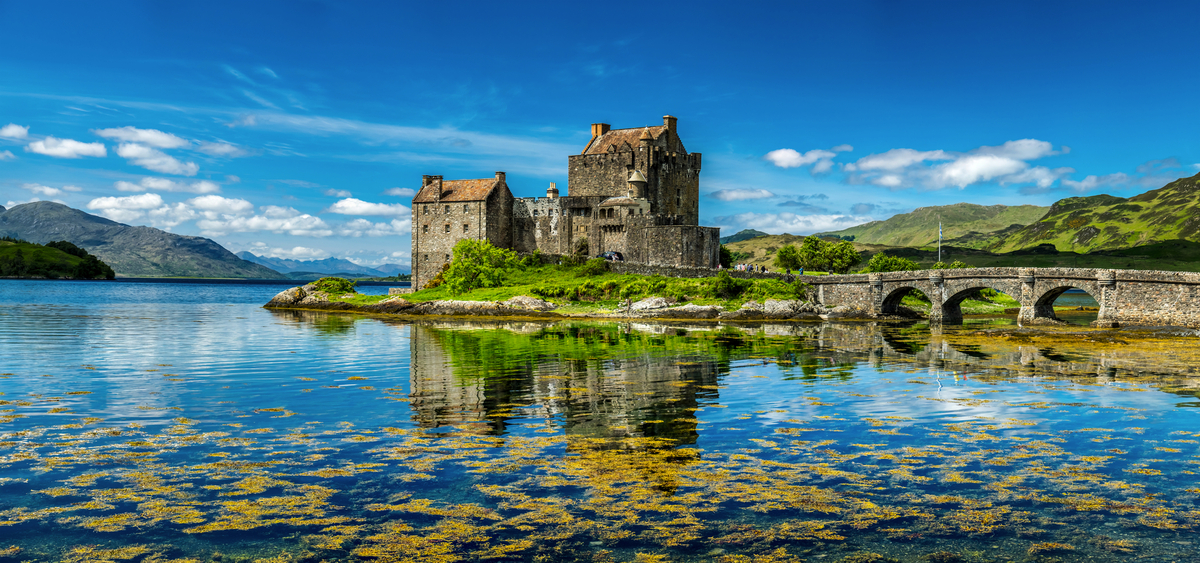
[732,263,768,273]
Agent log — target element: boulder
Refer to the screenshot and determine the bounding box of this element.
[266,286,306,307]
[504,295,557,311]
[631,296,675,311]
[645,303,723,319]
[362,297,415,314]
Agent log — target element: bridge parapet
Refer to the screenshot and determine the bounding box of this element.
[802,267,1200,328]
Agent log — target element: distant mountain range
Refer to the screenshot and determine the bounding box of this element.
[0,202,281,278]
[236,252,407,277]
[818,203,1049,248]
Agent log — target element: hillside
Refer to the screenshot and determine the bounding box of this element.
[237,252,406,276]
[818,203,1048,248]
[0,202,281,278]
[719,229,770,245]
[988,173,1200,253]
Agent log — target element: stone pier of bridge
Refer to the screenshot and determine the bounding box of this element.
[807,267,1200,328]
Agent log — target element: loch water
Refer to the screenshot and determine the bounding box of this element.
[1,280,1199,562]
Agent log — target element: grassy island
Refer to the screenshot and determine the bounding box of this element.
[0,237,115,279]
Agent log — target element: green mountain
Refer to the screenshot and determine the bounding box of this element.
[0,202,281,278]
[719,229,770,245]
[988,173,1200,253]
[819,203,1049,248]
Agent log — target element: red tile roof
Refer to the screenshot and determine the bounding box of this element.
[582,126,668,155]
[412,178,498,203]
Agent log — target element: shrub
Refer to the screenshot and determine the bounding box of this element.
[932,260,971,269]
[424,263,450,289]
[581,257,608,276]
[444,239,520,294]
[719,245,733,268]
[619,280,649,301]
[861,252,920,273]
[784,236,862,274]
[713,270,750,298]
[314,277,357,294]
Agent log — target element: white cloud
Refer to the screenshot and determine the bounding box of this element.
[146,203,196,228]
[93,126,190,149]
[186,195,254,216]
[0,150,15,161]
[326,197,411,217]
[23,183,63,196]
[26,136,107,158]
[764,145,853,174]
[248,242,330,260]
[1061,173,1131,192]
[714,212,875,236]
[383,187,416,197]
[115,177,221,194]
[844,140,1070,190]
[196,141,249,157]
[86,193,165,222]
[0,124,29,139]
[225,175,241,183]
[197,212,332,237]
[707,188,776,202]
[324,189,352,198]
[336,218,412,237]
[116,143,199,176]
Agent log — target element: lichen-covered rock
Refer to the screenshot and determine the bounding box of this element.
[361,297,415,314]
[645,303,723,319]
[720,308,764,320]
[503,296,557,311]
[297,292,330,307]
[266,286,306,307]
[631,296,675,311]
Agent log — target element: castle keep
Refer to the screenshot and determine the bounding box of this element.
[411,116,719,289]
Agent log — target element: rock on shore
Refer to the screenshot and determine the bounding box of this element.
[264,285,866,321]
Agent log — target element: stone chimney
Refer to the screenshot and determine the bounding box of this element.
[663,115,677,136]
[495,171,506,183]
[429,175,444,202]
[590,123,610,140]
[547,182,559,199]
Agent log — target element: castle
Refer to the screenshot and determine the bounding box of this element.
[410,115,720,289]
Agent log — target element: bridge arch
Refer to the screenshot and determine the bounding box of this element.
[939,282,1022,324]
[1032,285,1100,324]
[880,285,927,316]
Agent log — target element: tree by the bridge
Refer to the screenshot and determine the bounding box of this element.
[775,236,861,274]
[861,252,919,273]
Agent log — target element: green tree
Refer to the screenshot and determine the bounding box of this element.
[826,240,862,274]
[773,244,801,271]
[444,239,520,294]
[719,245,733,268]
[861,252,919,273]
[790,236,861,274]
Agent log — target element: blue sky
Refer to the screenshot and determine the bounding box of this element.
[2,1,1199,270]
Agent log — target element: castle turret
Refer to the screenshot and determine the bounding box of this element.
[547,182,559,199]
[627,170,647,198]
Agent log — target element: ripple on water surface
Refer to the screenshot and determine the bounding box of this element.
[1,280,1200,562]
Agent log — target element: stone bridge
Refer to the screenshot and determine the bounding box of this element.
[809,267,1200,327]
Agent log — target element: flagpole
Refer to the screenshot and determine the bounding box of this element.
[938,219,942,264]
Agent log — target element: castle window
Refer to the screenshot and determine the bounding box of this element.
[444,224,450,233]
[463,224,469,233]
[423,224,429,233]
[444,205,450,213]
[533,210,538,216]
[463,204,469,212]
[445,254,450,261]
[424,254,428,261]
[423,206,429,215]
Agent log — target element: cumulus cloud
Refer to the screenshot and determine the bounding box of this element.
[707,188,776,201]
[115,177,221,194]
[326,198,411,217]
[1050,157,1191,194]
[764,145,851,173]
[714,212,875,236]
[383,187,416,197]
[336,218,412,237]
[197,213,332,237]
[844,140,1069,190]
[196,141,249,157]
[0,150,15,161]
[116,143,199,176]
[86,193,165,222]
[23,183,64,197]
[247,242,330,260]
[186,195,254,216]
[26,136,107,158]
[324,189,352,198]
[93,126,190,149]
[0,124,29,139]
[145,203,196,228]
